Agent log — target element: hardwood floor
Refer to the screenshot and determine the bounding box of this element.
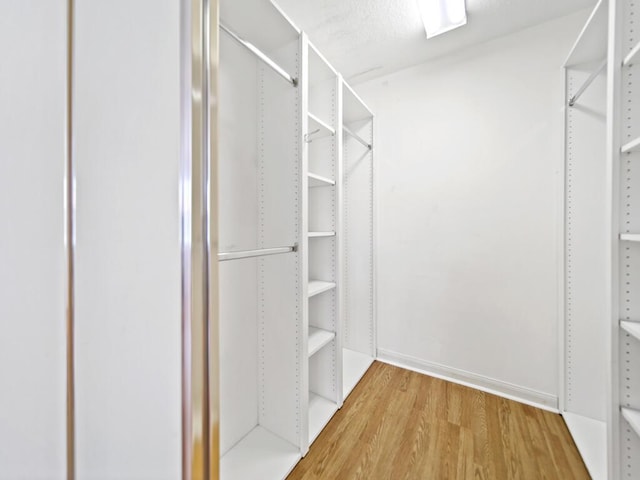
[288,361,589,480]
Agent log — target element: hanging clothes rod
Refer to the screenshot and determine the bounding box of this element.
[218,244,297,262]
[568,59,607,107]
[219,23,298,87]
[343,126,372,150]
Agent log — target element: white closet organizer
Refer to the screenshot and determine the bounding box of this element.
[563,2,610,478]
[218,1,375,478]
[218,1,302,479]
[565,0,640,477]
[341,83,376,400]
[617,0,640,477]
[302,36,342,453]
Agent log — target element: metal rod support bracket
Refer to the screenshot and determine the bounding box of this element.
[218,244,297,262]
[219,23,298,87]
[343,126,372,150]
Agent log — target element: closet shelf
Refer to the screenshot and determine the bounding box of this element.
[308,172,335,187]
[622,136,640,154]
[308,112,335,137]
[621,321,640,341]
[622,408,640,439]
[564,0,607,67]
[308,280,336,297]
[308,327,335,357]
[308,393,338,444]
[620,233,640,242]
[220,426,301,480]
[624,41,640,67]
[308,231,335,238]
[343,348,374,399]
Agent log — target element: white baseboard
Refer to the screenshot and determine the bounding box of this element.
[377,348,559,413]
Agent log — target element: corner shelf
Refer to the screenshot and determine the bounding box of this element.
[308,172,335,187]
[622,407,640,439]
[621,321,640,341]
[308,393,338,444]
[308,280,336,298]
[220,426,301,480]
[308,231,335,238]
[309,327,335,357]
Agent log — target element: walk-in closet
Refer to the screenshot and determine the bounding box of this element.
[2,0,638,478]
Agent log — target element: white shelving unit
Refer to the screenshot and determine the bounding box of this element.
[218,1,303,478]
[617,0,640,477]
[217,1,375,475]
[567,0,640,477]
[341,80,376,401]
[302,36,342,453]
[563,2,610,479]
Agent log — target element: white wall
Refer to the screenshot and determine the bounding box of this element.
[0,1,67,477]
[358,11,588,407]
[74,1,182,477]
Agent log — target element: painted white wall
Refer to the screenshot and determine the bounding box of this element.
[0,1,67,477]
[357,11,588,405]
[74,1,182,477]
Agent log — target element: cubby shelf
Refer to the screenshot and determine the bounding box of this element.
[220,426,301,480]
[308,280,336,297]
[308,393,338,444]
[622,408,640,439]
[621,321,640,341]
[308,327,335,357]
[308,172,335,187]
[308,231,335,238]
[308,112,335,136]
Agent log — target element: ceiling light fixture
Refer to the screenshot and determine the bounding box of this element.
[416,0,467,39]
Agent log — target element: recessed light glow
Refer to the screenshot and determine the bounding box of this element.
[416,0,467,39]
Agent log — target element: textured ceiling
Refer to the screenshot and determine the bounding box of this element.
[272,0,595,83]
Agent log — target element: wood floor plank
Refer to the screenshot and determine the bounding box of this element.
[287,361,590,480]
